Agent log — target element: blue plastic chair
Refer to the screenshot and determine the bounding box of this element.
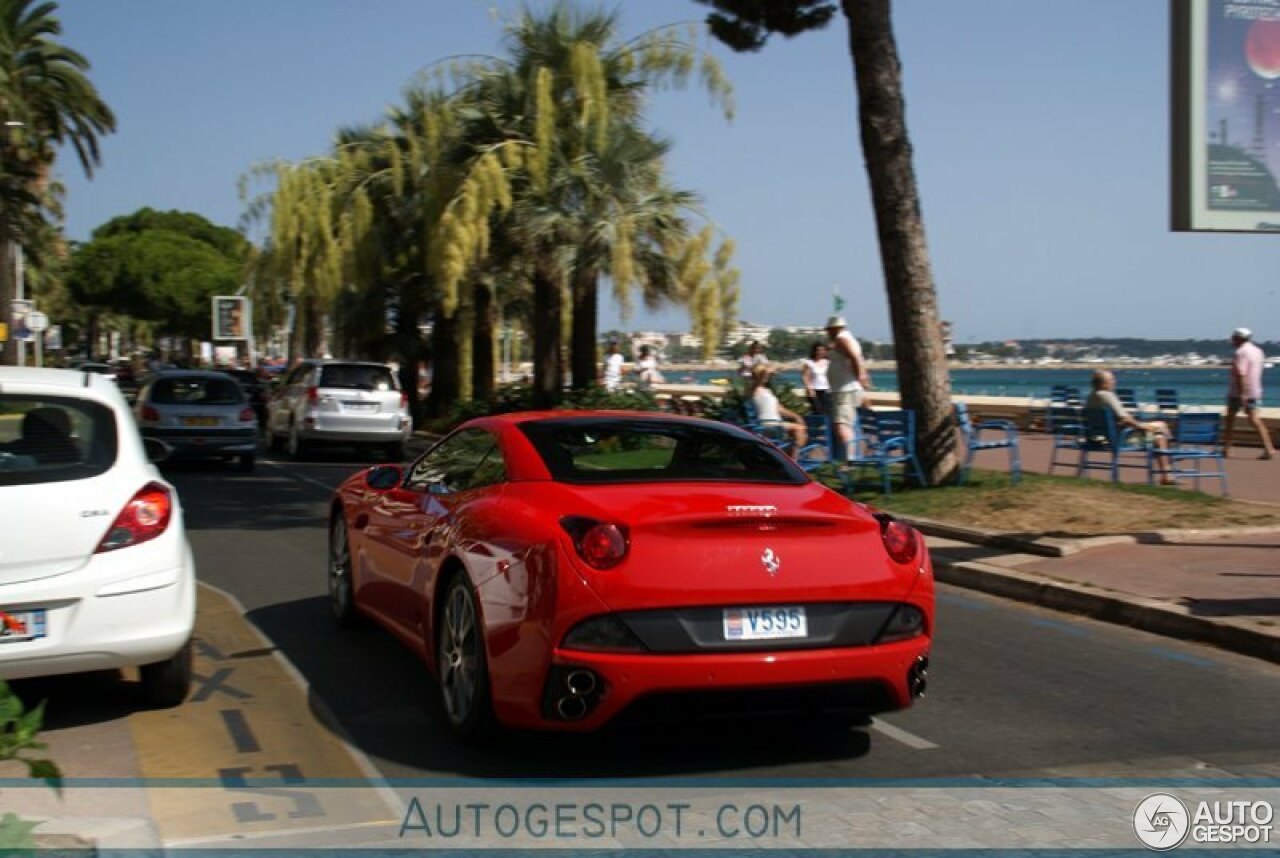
[1046,406,1084,474]
[1155,388,1181,417]
[795,413,836,473]
[838,409,927,495]
[955,402,1021,485]
[1150,413,1229,496]
[1076,407,1152,483]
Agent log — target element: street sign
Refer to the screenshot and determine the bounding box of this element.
[26,311,48,333]
[44,325,62,351]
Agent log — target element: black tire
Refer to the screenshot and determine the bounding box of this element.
[238,454,256,472]
[384,442,405,461]
[436,573,495,741]
[328,515,360,628]
[140,640,192,708]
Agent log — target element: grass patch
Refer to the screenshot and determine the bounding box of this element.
[813,467,1280,537]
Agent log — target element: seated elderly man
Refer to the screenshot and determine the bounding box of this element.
[1085,370,1175,485]
[748,364,807,456]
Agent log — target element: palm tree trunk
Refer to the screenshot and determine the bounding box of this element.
[570,267,599,390]
[531,267,563,408]
[842,0,958,485]
[471,281,496,401]
[0,240,16,366]
[426,299,461,417]
[394,278,426,421]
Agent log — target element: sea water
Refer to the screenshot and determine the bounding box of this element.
[676,366,1256,407]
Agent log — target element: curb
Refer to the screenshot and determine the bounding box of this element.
[33,816,161,853]
[932,554,1280,664]
[904,514,1280,557]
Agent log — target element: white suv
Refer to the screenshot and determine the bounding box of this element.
[266,359,411,459]
[0,367,195,706]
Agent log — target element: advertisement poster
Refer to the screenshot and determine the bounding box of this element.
[8,299,33,342]
[1174,0,1280,231]
[212,295,249,341]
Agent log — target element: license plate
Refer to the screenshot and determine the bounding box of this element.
[0,609,47,644]
[182,416,219,426]
[343,402,377,412]
[723,606,807,641]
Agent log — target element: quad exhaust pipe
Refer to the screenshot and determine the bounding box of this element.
[554,669,600,721]
[908,655,929,699]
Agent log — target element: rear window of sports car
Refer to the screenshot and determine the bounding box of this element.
[518,419,806,484]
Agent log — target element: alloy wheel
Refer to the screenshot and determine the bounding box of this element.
[439,581,480,726]
[328,518,356,626]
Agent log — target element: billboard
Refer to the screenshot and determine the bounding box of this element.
[1172,0,1280,232]
[212,295,249,341]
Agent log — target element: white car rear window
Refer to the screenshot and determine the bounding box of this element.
[319,364,396,391]
[0,396,118,486]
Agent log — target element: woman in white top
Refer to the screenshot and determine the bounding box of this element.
[635,345,663,388]
[801,342,831,417]
[748,364,807,455]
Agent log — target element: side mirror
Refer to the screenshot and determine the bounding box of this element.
[365,464,403,491]
[143,437,171,464]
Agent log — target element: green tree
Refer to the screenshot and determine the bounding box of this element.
[67,209,249,352]
[693,0,957,483]
[0,0,115,365]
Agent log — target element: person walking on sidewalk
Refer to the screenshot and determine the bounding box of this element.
[1224,327,1276,460]
[825,315,872,460]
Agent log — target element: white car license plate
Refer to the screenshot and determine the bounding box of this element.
[344,402,377,412]
[0,609,48,644]
[723,606,807,641]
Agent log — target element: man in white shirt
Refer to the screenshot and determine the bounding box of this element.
[1224,327,1275,460]
[601,341,624,391]
[824,315,872,458]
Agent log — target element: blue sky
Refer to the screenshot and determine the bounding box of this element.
[52,0,1279,342]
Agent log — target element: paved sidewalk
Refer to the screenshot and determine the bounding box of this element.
[920,434,1280,663]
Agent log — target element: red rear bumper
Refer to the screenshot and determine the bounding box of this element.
[492,636,930,731]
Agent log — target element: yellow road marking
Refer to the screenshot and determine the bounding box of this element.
[128,584,398,842]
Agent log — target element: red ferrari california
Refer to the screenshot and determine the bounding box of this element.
[328,411,932,738]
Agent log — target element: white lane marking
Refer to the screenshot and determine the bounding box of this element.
[870,717,939,750]
[262,459,346,494]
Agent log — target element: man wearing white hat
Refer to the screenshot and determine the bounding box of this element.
[1225,327,1275,460]
[824,314,872,459]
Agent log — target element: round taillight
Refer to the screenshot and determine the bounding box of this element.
[140,405,161,422]
[580,523,627,570]
[881,519,919,565]
[239,407,255,422]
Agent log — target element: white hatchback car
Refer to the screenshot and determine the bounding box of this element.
[0,367,195,706]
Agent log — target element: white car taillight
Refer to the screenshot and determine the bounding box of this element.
[95,482,173,553]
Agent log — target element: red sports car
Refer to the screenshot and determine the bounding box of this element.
[328,411,933,738]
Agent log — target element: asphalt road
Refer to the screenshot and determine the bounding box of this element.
[151,447,1280,781]
[137,450,1280,788]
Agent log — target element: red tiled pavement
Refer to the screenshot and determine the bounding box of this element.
[941,434,1280,644]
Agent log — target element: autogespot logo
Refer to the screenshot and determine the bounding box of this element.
[1134,793,1191,851]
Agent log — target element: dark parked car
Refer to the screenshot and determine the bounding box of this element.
[223,368,270,429]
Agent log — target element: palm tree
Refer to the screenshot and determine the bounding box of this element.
[451,1,733,403]
[694,0,959,484]
[1,0,115,364]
